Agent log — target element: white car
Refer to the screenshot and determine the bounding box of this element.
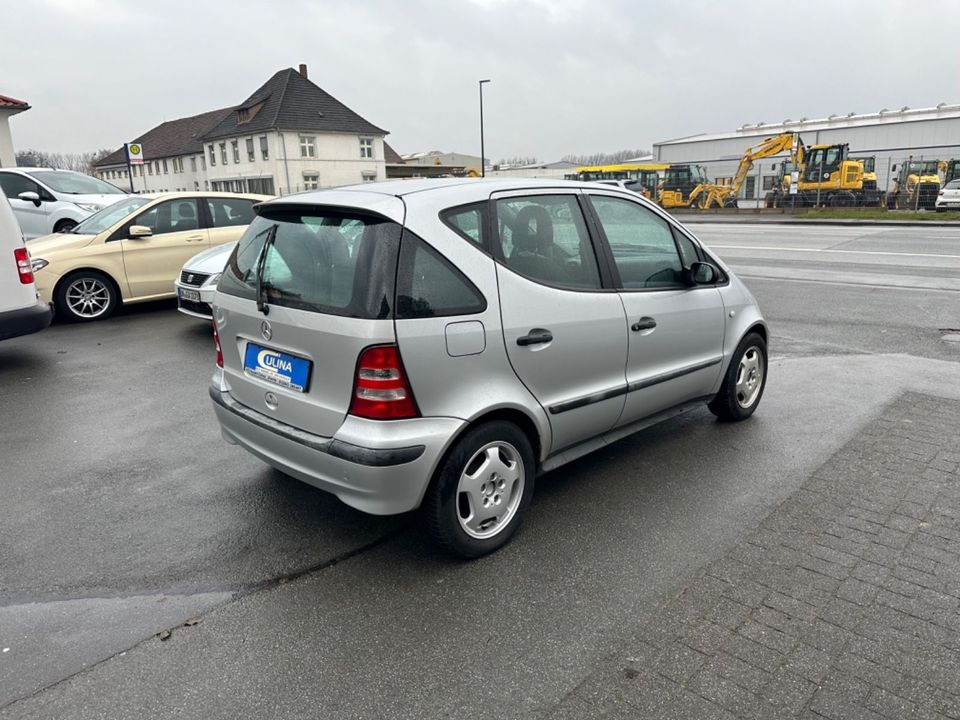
[175,241,237,319]
[0,168,129,239]
[0,197,51,340]
[936,179,960,212]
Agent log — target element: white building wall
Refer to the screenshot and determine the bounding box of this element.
[0,110,18,168]
[205,131,385,194]
[97,153,208,194]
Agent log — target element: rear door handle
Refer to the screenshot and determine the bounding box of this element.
[631,317,657,332]
[517,328,553,346]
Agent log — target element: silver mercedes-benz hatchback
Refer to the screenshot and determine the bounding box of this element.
[209,179,767,557]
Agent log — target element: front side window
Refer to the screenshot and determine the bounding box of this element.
[206,198,255,227]
[246,138,255,162]
[300,136,316,158]
[303,173,319,191]
[396,233,485,319]
[131,198,200,235]
[589,195,684,289]
[360,137,373,159]
[260,136,269,160]
[220,210,401,319]
[495,194,600,289]
[73,196,150,235]
[0,173,40,198]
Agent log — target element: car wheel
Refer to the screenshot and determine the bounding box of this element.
[54,219,78,233]
[708,332,767,422]
[422,421,535,558]
[55,271,118,322]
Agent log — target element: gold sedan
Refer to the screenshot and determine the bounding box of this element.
[27,192,271,322]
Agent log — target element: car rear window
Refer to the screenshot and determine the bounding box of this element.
[218,208,400,319]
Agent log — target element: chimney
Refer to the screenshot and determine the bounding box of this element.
[298,63,308,79]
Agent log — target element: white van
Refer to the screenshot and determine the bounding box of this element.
[0,197,52,340]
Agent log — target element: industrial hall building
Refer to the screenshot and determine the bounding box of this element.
[654,103,960,204]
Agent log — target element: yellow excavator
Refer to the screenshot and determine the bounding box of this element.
[767,140,869,208]
[886,158,941,210]
[658,164,714,208]
[850,156,883,206]
[698,132,800,209]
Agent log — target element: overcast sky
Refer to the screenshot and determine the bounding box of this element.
[3,0,959,161]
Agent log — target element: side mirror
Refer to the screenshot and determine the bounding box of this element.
[18,191,41,207]
[128,225,153,239]
[689,261,718,285]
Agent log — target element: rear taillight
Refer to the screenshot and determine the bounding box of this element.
[212,321,223,367]
[349,345,419,420]
[14,248,33,284]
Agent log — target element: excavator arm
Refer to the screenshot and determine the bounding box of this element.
[729,132,800,197]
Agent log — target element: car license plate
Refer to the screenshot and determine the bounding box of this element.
[243,343,311,392]
[178,287,201,302]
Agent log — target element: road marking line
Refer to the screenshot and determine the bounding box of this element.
[710,245,960,259]
[738,275,960,294]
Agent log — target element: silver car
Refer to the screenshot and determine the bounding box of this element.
[210,179,767,557]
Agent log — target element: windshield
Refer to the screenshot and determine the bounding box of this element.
[854,157,875,172]
[906,162,939,175]
[29,170,126,195]
[70,196,151,234]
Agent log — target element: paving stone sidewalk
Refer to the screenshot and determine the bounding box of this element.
[543,392,960,719]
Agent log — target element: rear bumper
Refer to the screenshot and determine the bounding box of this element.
[209,382,465,515]
[0,299,52,341]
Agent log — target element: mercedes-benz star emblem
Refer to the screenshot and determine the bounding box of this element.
[260,320,272,341]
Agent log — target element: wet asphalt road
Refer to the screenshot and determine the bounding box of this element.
[1,223,959,717]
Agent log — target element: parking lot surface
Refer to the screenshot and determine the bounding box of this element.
[2,223,959,718]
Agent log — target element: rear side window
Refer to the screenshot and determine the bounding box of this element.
[396,232,486,319]
[440,202,487,248]
[494,195,601,289]
[219,210,400,319]
[207,198,255,227]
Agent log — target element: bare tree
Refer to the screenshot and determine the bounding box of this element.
[495,155,540,167]
[561,149,651,166]
[16,148,115,175]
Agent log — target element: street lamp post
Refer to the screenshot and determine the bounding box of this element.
[479,79,490,177]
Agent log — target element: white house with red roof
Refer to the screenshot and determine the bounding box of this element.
[0,94,30,168]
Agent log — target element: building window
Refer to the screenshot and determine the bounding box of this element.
[148,163,153,176]
[260,136,269,160]
[194,181,200,190]
[762,175,775,191]
[360,137,373,159]
[303,172,319,190]
[299,136,316,158]
[232,140,240,164]
[190,156,197,172]
[220,143,228,165]
[162,159,168,174]
[246,137,255,162]
[201,155,206,171]
[204,181,209,191]
[362,172,377,183]
[247,177,275,195]
[209,145,216,167]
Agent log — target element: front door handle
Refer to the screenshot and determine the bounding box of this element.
[186,235,205,242]
[631,317,657,332]
[517,328,553,346]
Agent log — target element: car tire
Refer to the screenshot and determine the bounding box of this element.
[422,421,535,559]
[54,270,118,323]
[54,219,78,233]
[708,332,767,422]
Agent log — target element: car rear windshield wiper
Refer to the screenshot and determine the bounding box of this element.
[255,223,279,315]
